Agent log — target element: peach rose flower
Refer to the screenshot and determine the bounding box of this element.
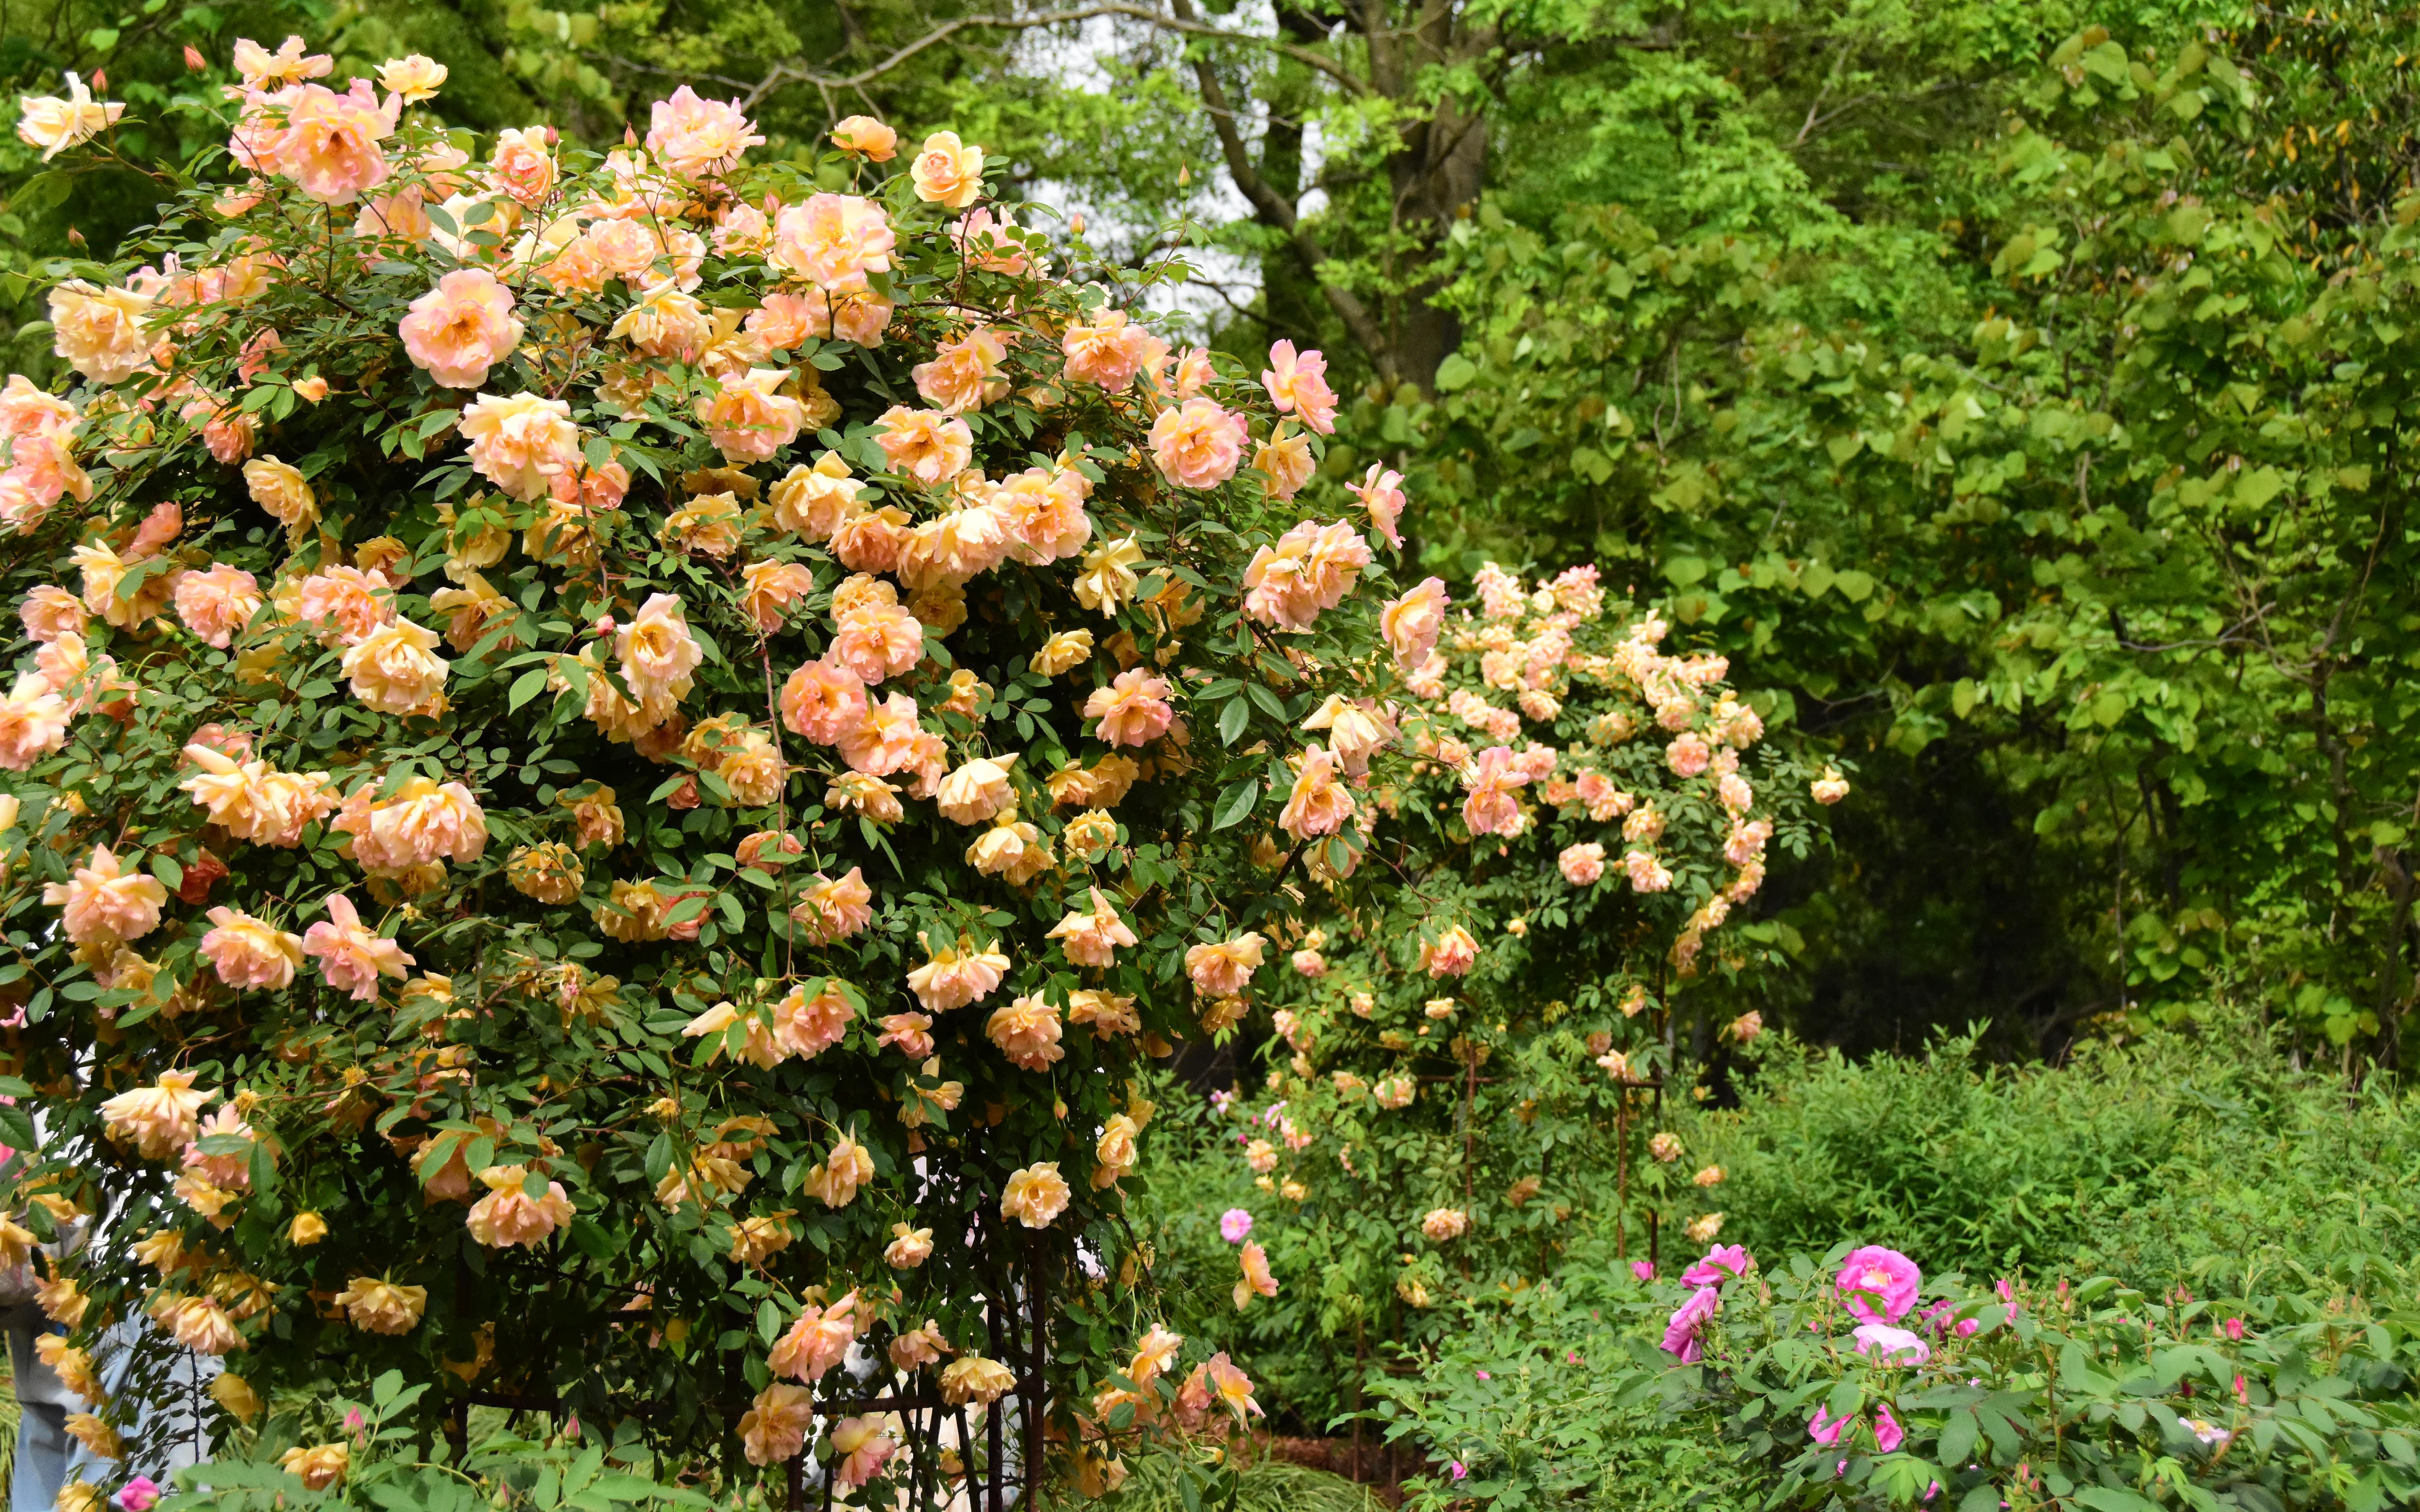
[778,657,869,745]
[1350,463,1406,548]
[1261,339,1339,431]
[1278,745,1355,839]
[1233,1240,1279,1309]
[905,933,1010,1012]
[399,269,524,388]
[768,452,863,539]
[615,593,703,704]
[276,82,393,205]
[738,559,816,631]
[1183,933,1266,997]
[0,674,72,771]
[933,751,1016,826]
[99,1068,213,1159]
[770,1290,859,1380]
[1559,841,1608,885]
[340,618,448,714]
[830,115,897,159]
[699,367,808,462]
[376,55,447,102]
[768,193,894,289]
[487,126,555,206]
[999,1162,1070,1227]
[301,891,413,1000]
[912,327,1009,413]
[793,866,874,945]
[1380,577,1449,669]
[200,908,305,989]
[1046,887,1136,968]
[171,564,263,648]
[1081,668,1174,748]
[1419,925,1479,977]
[19,584,88,642]
[1148,397,1248,489]
[909,131,985,208]
[838,691,924,776]
[459,392,578,500]
[873,405,973,485]
[645,85,763,181]
[334,1276,428,1334]
[16,71,124,161]
[802,1137,875,1208]
[738,1383,814,1466]
[986,993,1064,1071]
[43,845,166,947]
[47,280,153,385]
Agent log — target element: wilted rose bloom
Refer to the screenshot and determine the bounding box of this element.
[172,564,263,648]
[278,1443,350,1491]
[1649,1131,1684,1162]
[1418,925,1478,978]
[242,456,318,533]
[17,72,125,161]
[940,1355,1015,1406]
[333,1275,428,1334]
[1623,849,1673,893]
[1692,1164,1725,1188]
[465,1163,574,1247]
[793,866,874,945]
[737,1383,813,1466]
[884,1222,935,1268]
[1000,1162,1070,1227]
[1684,1212,1725,1245]
[827,1416,896,1490]
[398,269,523,388]
[830,115,897,159]
[1420,1208,1469,1243]
[1184,933,1265,996]
[803,1134,875,1206]
[910,130,985,207]
[905,933,1009,1012]
[1231,1240,1278,1309]
[1350,464,1406,547]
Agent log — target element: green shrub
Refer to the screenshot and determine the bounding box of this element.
[1667,1019,2420,1283]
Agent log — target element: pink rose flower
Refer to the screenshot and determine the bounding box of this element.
[1660,1285,1718,1362]
[1836,1245,1922,1325]
[1679,1244,1752,1287]
[1147,397,1247,490]
[644,85,764,181]
[1260,340,1338,433]
[1082,669,1173,748]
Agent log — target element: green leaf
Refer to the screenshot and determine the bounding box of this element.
[1211,779,1259,831]
[509,666,551,712]
[1433,353,1479,392]
[1217,696,1251,746]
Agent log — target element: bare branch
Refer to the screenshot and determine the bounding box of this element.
[741,2,1371,109]
[1163,0,1394,373]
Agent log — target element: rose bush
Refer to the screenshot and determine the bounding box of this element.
[0,42,1448,1503]
[1128,561,1831,1422]
[1370,1241,2420,1512]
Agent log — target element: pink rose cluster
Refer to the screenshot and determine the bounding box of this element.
[1658,1243,1754,1363]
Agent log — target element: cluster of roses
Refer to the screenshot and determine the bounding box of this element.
[4,36,1437,1497]
[1658,1243,1998,1458]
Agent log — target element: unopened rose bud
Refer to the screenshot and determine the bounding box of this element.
[543,125,559,147]
[184,45,207,71]
[292,376,330,403]
[90,70,106,91]
[593,614,616,635]
[1070,210,1085,235]
[65,227,85,249]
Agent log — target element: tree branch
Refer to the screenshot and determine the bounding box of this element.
[1165,0,1395,375]
[741,2,1371,108]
